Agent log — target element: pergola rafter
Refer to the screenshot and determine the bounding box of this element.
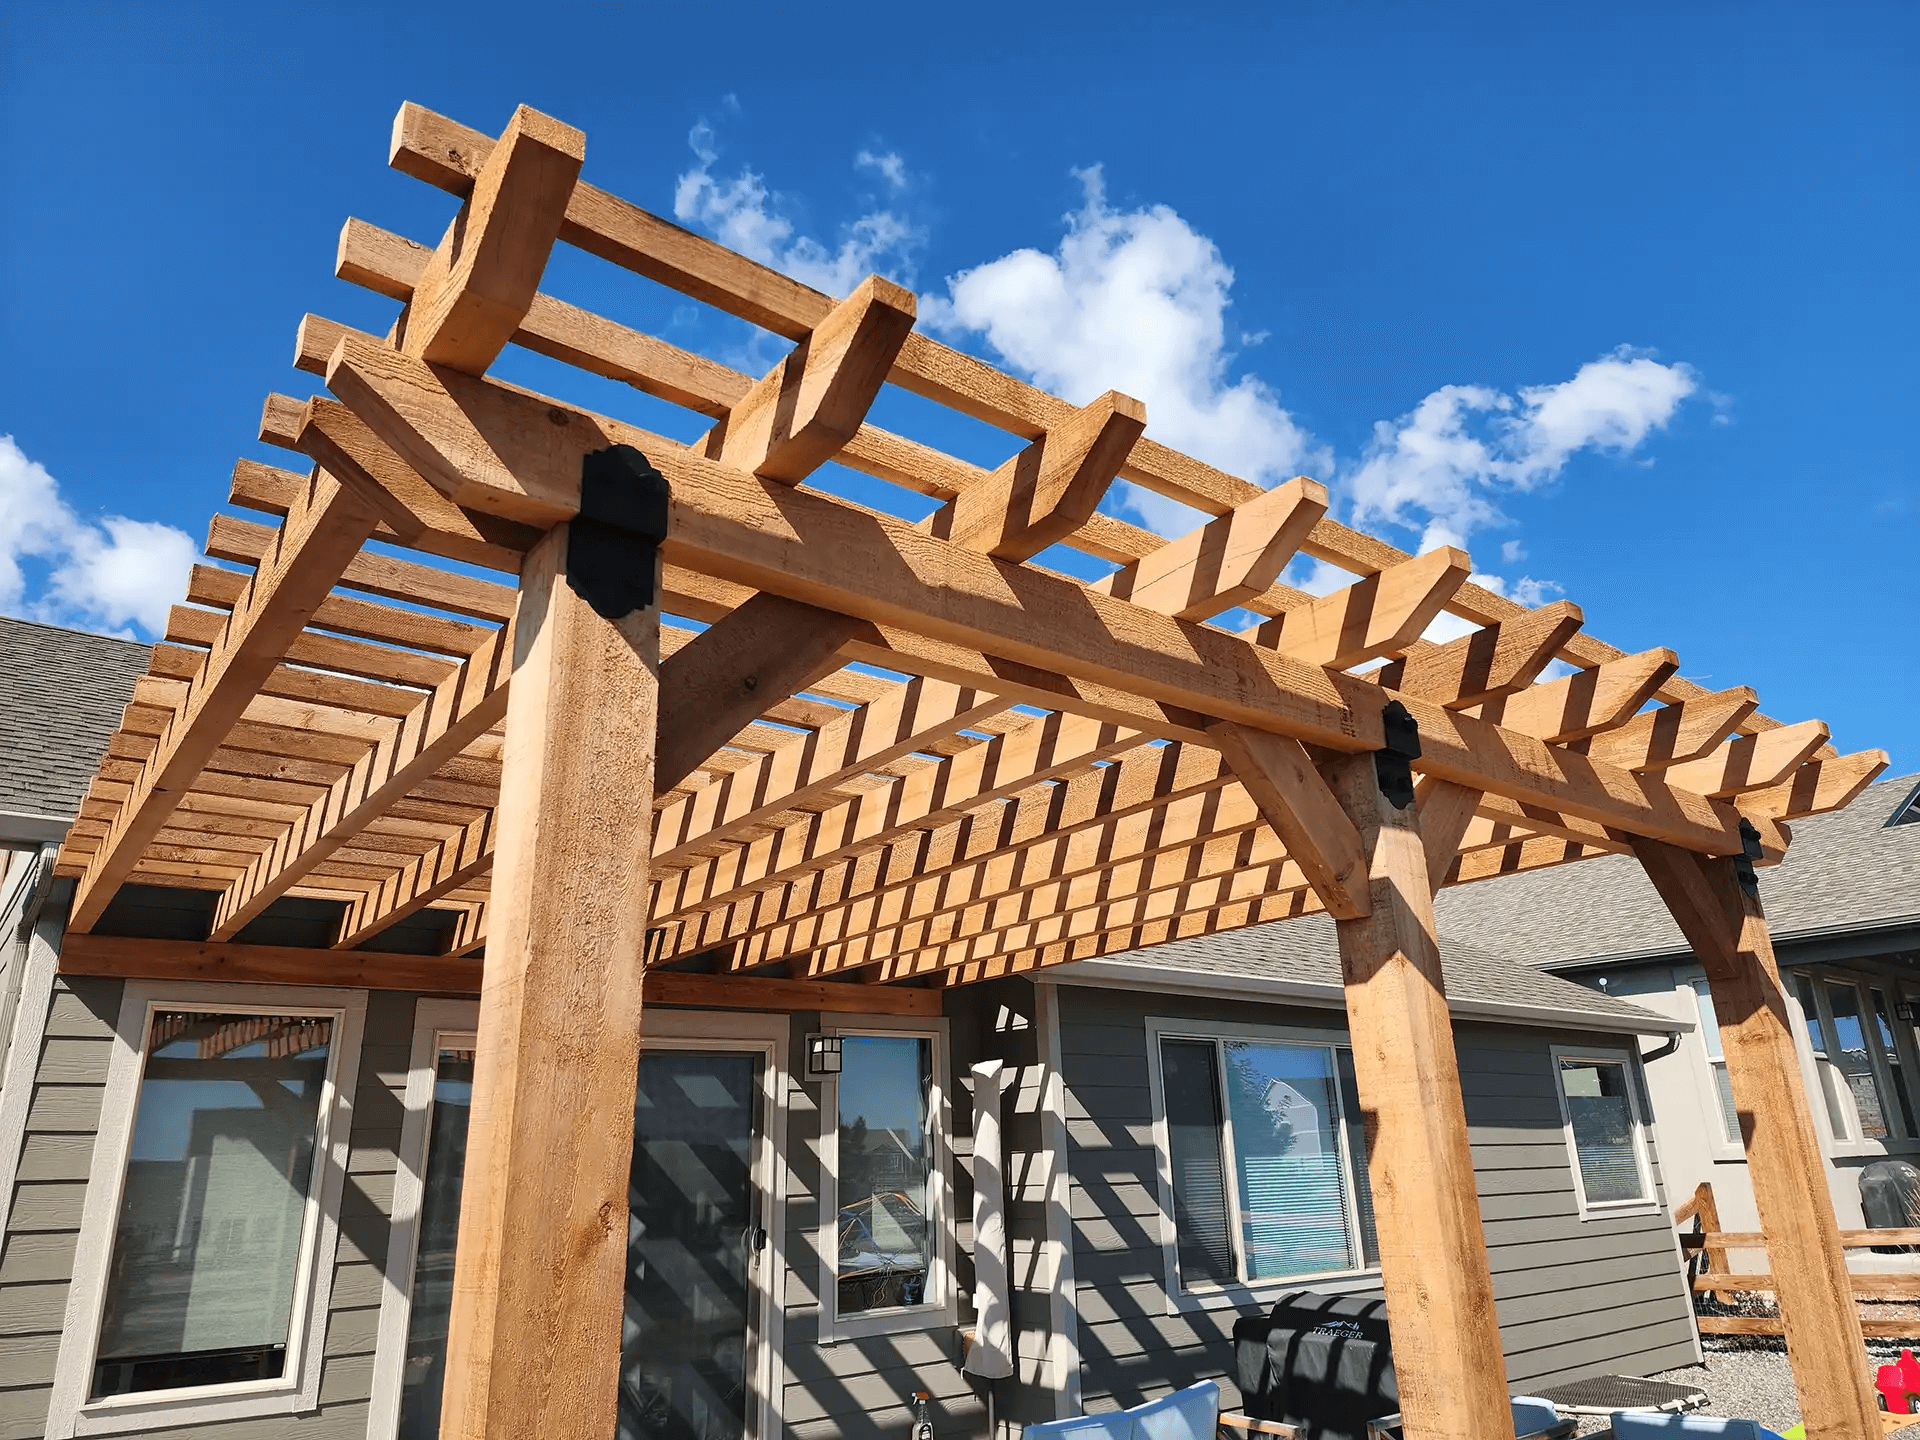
[54,102,1891,1440]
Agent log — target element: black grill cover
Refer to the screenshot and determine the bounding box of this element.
[1860,1160,1920,1253]
[1233,1290,1397,1440]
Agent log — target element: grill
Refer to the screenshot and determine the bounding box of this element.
[1233,1291,1398,1440]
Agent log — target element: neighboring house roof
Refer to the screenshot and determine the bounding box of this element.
[1057,775,1919,1027]
[1049,908,1689,1035]
[1417,774,1920,972]
[0,616,149,841]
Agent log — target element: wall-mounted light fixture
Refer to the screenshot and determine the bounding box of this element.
[1896,1001,1919,1025]
[805,1033,843,1078]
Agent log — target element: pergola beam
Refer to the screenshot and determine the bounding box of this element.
[69,474,382,931]
[324,343,1778,857]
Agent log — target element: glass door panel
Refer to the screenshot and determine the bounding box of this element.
[622,1051,763,1440]
[396,1043,474,1440]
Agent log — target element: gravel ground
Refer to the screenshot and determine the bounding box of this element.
[1566,1340,1920,1435]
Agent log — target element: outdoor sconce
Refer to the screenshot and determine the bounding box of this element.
[806,1033,843,1078]
[1896,1002,1919,1025]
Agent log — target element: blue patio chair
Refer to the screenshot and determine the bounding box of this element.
[1609,1413,1790,1440]
[1022,1380,1221,1440]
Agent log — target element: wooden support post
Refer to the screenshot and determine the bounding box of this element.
[440,522,658,1440]
[1320,749,1512,1440]
[1634,838,1879,1440]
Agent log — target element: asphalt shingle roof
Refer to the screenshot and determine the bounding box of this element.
[0,616,149,823]
[1074,776,1920,1028]
[1424,774,1920,969]
[1078,910,1680,1030]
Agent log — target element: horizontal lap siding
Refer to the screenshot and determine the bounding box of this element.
[778,1000,995,1440]
[1052,986,1698,1413]
[0,979,422,1440]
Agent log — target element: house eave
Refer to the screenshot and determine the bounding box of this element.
[1034,958,1691,1036]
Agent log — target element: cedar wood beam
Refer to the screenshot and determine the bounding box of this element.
[324,338,1780,859]
[383,100,1805,750]
[56,934,940,1016]
[68,474,383,931]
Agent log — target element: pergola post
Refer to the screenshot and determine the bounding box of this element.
[1635,840,1879,1440]
[1321,751,1512,1440]
[439,521,659,1440]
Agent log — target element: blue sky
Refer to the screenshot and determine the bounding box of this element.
[1,2,1912,772]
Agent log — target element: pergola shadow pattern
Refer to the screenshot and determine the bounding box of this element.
[52,103,1890,1440]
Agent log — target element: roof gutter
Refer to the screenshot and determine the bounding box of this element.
[1034,958,1692,1036]
[1547,910,1920,974]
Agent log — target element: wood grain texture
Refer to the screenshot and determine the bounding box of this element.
[68,474,382,931]
[1247,547,1471,669]
[440,524,656,1440]
[400,105,584,375]
[1322,749,1512,1440]
[1091,476,1327,619]
[1634,837,1880,1440]
[1207,722,1368,919]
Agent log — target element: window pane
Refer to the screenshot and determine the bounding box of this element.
[1558,1059,1647,1205]
[1872,990,1918,1136]
[1692,981,1725,1061]
[1159,1040,1235,1288]
[836,1035,933,1315]
[1222,1041,1355,1279]
[93,1011,332,1399]
[396,1047,473,1440]
[1334,1049,1379,1267]
[1795,975,1852,1138]
[1827,985,1889,1139]
[1712,1064,1741,1146]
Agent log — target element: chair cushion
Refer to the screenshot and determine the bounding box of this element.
[1130,1382,1222,1440]
[1020,1381,1221,1440]
[1610,1412,1788,1440]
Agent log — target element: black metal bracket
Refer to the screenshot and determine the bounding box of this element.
[566,444,671,620]
[1374,700,1421,810]
[1732,816,1763,899]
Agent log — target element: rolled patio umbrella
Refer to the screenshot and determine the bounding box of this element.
[964,1060,1014,1380]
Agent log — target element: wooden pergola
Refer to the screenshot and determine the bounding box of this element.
[53,104,1892,1440]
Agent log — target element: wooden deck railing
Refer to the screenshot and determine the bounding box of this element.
[1674,1182,1920,1337]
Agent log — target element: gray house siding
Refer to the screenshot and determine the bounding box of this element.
[0,977,421,1440]
[776,982,1061,1440]
[1051,984,1699,1413]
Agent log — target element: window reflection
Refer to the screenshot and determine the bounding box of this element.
[835,1035,934,1315]
[93,1011,333,1399]
[396,1047,473,1440]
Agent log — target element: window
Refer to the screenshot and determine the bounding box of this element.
[1796,974,1857,1141]
[1151,1026,1378,1296]
[825,1023,951,1337]
[1873,989,1920,1137]
[1825,982,1891,1139]
[1691,981,1741,1145]
[50,985,362,1434]
[395,1042,473,1440]
[1551,1049,1654,1213]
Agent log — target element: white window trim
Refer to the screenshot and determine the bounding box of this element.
[1686,979,1746,1162]
[366,999,478,1440]
[1549,1044,1660,1220]
[365,1006,791,1440]
[1798,967,1920,1158]
[817,1012,955,1344]
[46,981,367,1438]
[1143,1016,1382,1317]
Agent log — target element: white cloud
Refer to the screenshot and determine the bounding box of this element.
[0,435,195,638]
[855,149,907,191]
[1346,347,1699,554]
[674,123,921,297]
[923,167,1328,535]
